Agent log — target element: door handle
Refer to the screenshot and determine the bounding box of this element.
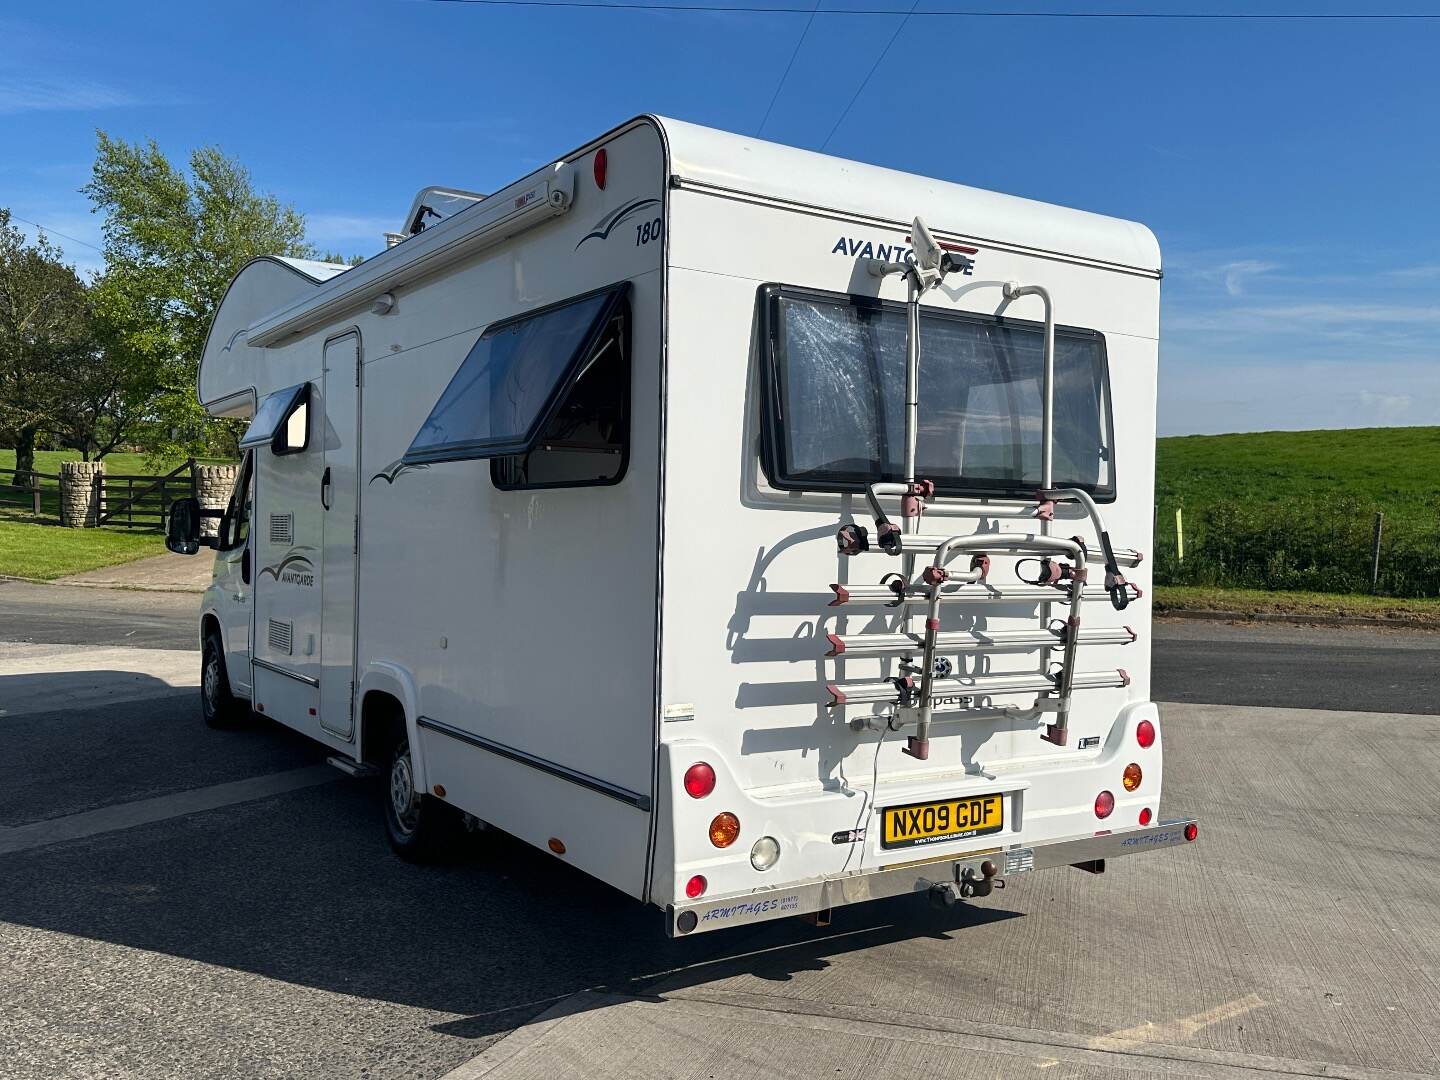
[321,466,332,510]
[241,548,251,585]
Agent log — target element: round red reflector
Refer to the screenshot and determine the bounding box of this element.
[683,762,716,799]
[685,874,707,899]
[1136,719,1156,748]
[1094,790,1115,819]
[1139,807,1152,825]
[593,148,608,190]
[709,812,740,848]
[1184,822,1199,842]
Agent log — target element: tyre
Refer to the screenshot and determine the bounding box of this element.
[383,729,456,862]
[201,630,247,728]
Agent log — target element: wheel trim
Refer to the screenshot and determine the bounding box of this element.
[390,748,421,836]
[203,649,221,710]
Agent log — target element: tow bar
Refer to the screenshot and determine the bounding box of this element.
[930,859,1005,907]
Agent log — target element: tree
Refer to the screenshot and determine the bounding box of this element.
[0,210,92,486]
[84,133,313,460]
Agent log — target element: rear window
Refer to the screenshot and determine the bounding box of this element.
[404,284,628,466]
[759,286,1114,499]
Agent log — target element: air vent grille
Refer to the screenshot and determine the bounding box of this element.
[269,513,294,545]
[267,619,294,655]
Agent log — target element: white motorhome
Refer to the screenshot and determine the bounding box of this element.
[169,116,1197,936]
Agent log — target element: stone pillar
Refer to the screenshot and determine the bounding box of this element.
[194,463,240,540]
[60,461,105,528]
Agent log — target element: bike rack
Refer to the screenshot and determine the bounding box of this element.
[821,218,1145,760]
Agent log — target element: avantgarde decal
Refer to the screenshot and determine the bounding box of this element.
[369,460,429,486]
[260,548,317,587]
[575,197,661,250]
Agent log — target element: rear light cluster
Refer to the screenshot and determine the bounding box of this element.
[684,762,716,799]
[709,812,740,848]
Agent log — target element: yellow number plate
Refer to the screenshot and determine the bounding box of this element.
[881,793,1004,850]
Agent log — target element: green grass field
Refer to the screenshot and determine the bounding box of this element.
[1154,427,1439,598]
[1156,427,1440,524]
[0,449,220,579]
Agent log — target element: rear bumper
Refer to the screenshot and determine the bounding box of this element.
[666,816,1198,936]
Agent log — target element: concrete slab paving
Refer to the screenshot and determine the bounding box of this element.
[436,701,1440,1080]
[446,989,1436,1080]
[0,640,199,717]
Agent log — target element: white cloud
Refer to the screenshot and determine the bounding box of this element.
[1219,259,1280,296]
[0,76,146,114]
[304,213,394,249]
[1158,356,1439,435]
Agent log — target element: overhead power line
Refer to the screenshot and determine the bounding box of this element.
[5,213,104,254]
[820,0,918,150]
[412,2,1440,18]
[756,0,822,136]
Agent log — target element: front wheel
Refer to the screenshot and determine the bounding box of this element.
[201,631,247,728]
[383,731,456,862]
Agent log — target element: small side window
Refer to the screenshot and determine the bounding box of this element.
[491,300,629,490]
[239,383,311,456]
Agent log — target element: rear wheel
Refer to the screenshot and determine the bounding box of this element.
[201,631,247,728]
[383,730,455,861]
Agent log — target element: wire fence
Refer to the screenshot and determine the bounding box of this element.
[1155,496,1440,598]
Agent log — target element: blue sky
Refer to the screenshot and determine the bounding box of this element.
[3,1,1437,436]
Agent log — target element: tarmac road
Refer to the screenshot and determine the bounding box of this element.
[2,582,1437,1078]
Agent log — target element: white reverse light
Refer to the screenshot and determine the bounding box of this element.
[750,836,780,872]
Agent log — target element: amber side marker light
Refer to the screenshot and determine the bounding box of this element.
[709,812,740,848]
[548,838,566,855]
[1122,763,1143,791]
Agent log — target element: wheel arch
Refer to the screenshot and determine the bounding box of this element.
[357,663,427,791]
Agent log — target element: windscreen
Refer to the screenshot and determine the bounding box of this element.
[404,287,620,465]
[765,291,1114,497]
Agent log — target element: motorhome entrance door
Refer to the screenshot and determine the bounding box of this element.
[319,332,361,738]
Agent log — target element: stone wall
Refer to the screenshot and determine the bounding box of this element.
[59,461,104,528]
[194,463,239,539]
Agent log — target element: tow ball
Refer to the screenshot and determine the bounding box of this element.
[930,861,1005,907]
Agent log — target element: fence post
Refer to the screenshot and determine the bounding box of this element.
[1370,512,1384,592]
[1175,507,1185,563]
[193,463,240,541]
[59,460,105,528]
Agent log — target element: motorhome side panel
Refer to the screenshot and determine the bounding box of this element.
[353,120,667,898]
[651,187,1161,905]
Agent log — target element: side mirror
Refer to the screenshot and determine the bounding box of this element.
[165,497,203,555]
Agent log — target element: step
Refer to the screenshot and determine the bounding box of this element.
[825,624,1135,658]
[826,668,1130,708]
[829,582,1090,607]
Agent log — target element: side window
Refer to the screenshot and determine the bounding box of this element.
[490,302,629,490]
[218,452,254,552]
[238,383,311,456]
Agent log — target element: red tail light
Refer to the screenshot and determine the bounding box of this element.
[685,874,707,898]
[1184,822,1199,842]
[684,762,716,798]
[1136,719,1156,748]
[593,148,608,189]
[1139,807,1152,825]
[1094,790,1115,819]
